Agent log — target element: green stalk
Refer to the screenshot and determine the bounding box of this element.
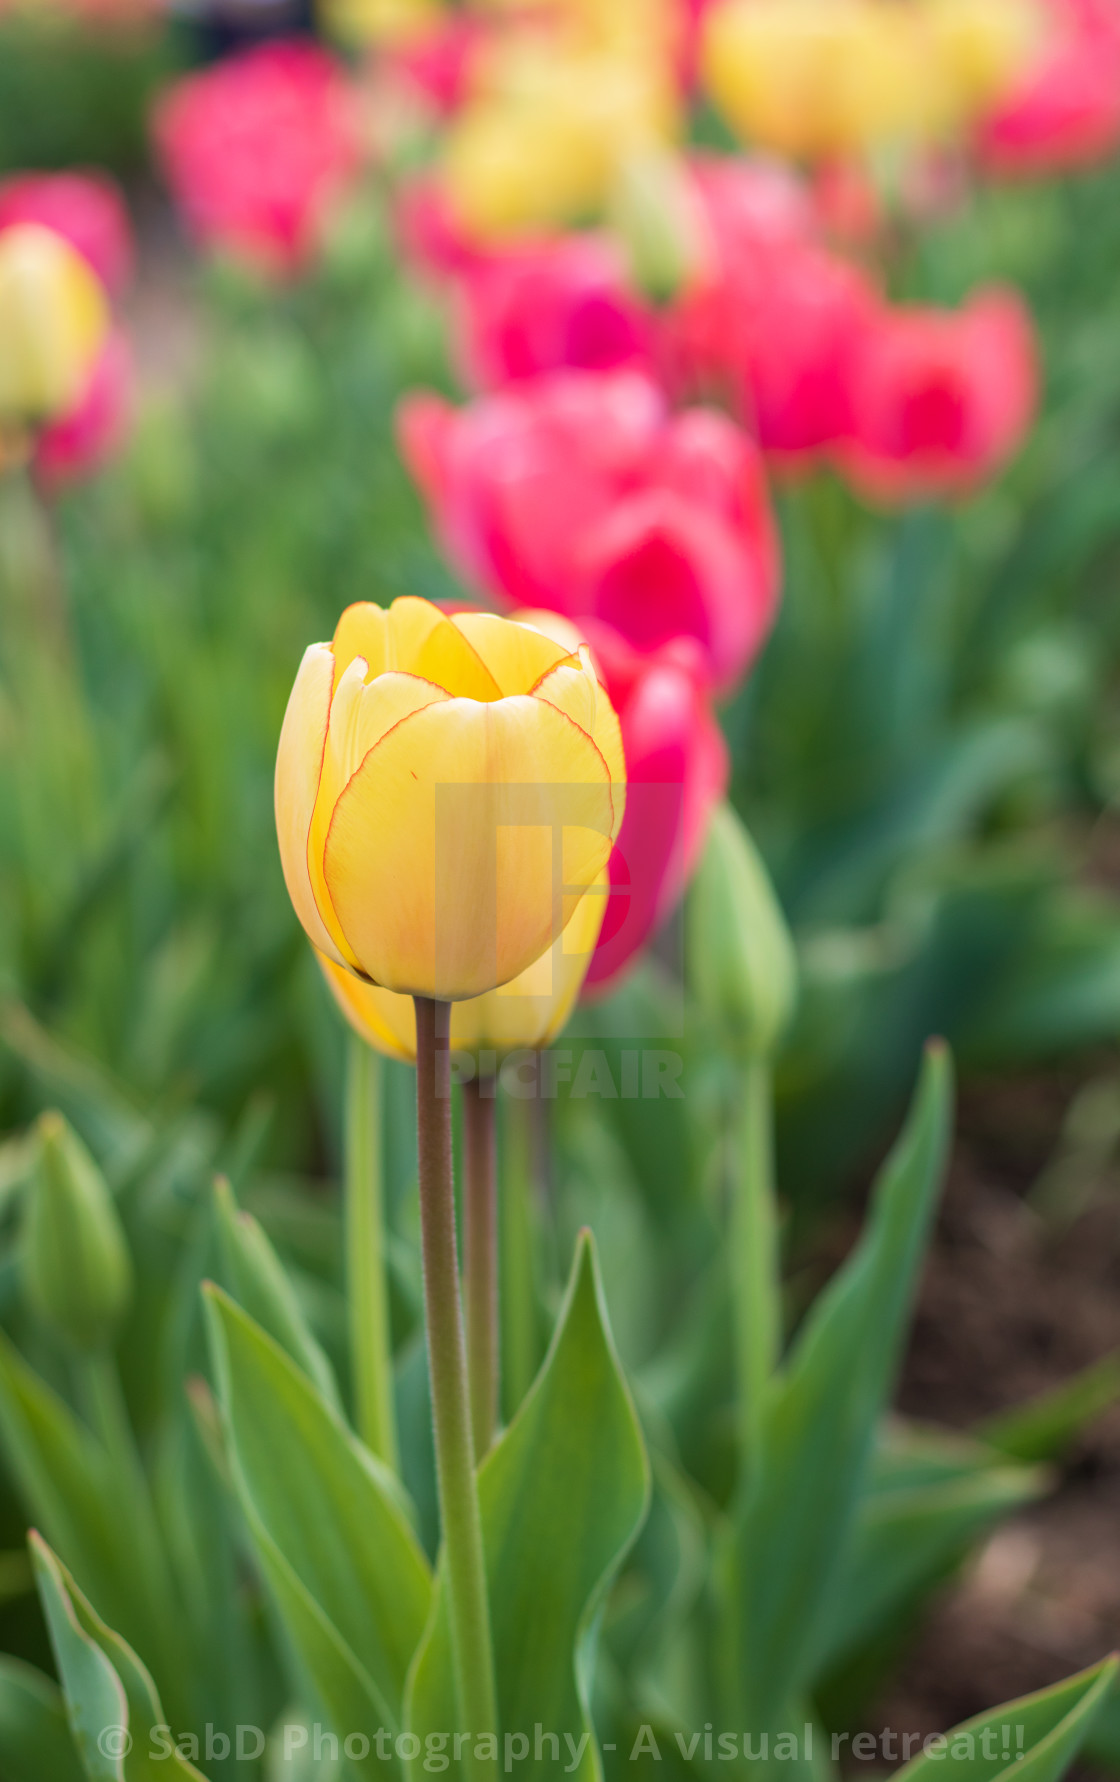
[499,1087,539,1423]
[462,1076,499,1460]
[345,1034,399,1471]
[732,1056,781,1485]
[413,997,499,1760]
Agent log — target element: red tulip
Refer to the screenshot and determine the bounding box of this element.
[35,332,133,491]
[152,41,363,275]
[832,288,1038,503]
[658,157,878,463]
[454,233,654,389]
[385,15,483,115]
[578,623,729,997]
[400,369,780,695]
[0,171,132,297]
[979,0,1120,175]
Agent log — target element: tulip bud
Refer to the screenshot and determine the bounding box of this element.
[23,1112,133,1352]
[609,145,709,303]
[688,801,797,1058]
[0,225,107,426]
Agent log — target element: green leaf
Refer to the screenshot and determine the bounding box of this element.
[204,1287,431,1769]
[725,1044,953,1724]
[892,1656,1119,1782]
[0,1656,84,1782]
[977,1353,1120,1463]
[30,1532,206,1782]
[812,1430,1046,1674]
[0,1330,175,1688]
[405,1230,650,1782]
[211,1175,342,1415]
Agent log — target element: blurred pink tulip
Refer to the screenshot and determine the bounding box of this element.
[0,171,133,297]
[833,288,1038,503]
[455,234,654,388]
[34,332,134,491]
[400,369,780,695]
[979,0,1120,174]
[153,40,363,274]
[578,622,729,996]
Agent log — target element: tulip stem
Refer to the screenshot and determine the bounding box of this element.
[463,1077,499,1461]
[413,997,498,1759]
[500,1089,540,1423]
[732,1057,781,1487]
[345,1035,399,1472]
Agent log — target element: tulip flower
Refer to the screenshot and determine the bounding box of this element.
[832,288,1037,502]
[153,41,363,276]
[34,332,133,492]
[0,224,108,426]
[318,871,608,1060]
[399,370,779,694]
[978,0,1120,174]
[453,234,654,388]
[660,209,879,461]
[0,171,133,298]
[274,597,625,1002]
[574,621,729,995]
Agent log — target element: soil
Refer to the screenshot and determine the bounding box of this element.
[865,1066,1120,1760]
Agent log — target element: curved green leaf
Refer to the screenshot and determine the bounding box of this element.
[724,1044,953,1725]
[892,1657,1119,1782]
[203,1287,431,1769]
[0,1655,84,1782]
[405,1230,650,1782]
[30,1533,205,1782]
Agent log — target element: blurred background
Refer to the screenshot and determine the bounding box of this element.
[2,0,1120,1767]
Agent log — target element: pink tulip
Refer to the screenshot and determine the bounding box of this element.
[832,289,1038,503]
[454,233,654,389]
[579,623,729,996]
[35,332,134,491]
[979,0,1120,175]
[400,369,780,695]
[152,40,363,275]
[385,15,482,115]
[0,171,133,297]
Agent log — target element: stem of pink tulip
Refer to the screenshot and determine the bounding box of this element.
[463,1076,499,1461]
[413,997,498,1758]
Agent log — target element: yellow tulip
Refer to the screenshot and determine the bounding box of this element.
[319,869,608,1062]
[442,5,678,241]
[926,0,1040,112]
[0,224,107,425]
[319,0,441,49]
[275,597,625,1002]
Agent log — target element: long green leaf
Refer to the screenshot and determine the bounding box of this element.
[891,1657,1119,1782]
[405,1230,650,1782]
[0,1655,84,1782]
[725,1044,953,1725]
[204,1287,431,1770]
[30,1533,205,1782]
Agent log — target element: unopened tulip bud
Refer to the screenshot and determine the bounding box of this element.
[688,801,797,1058]
[0,225,107,425]
[23,1112,133,1351]
[610,146,709,303]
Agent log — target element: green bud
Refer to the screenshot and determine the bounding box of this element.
[609,146,709,306]
[23,1112,133,1352]
[688,801,798,1058]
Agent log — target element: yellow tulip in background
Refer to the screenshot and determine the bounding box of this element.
[274,597,625,1003]
[702,0,1037,160]
[0,224,107,425]
[441,0,679,240]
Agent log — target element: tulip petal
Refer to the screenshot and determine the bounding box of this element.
[450,610,571,694]
[274,644,350,967]
[318,953,418,1063]
[323,695,616,998]
[331,596,504,701]
[308,665,452,965]
[532,647,627,841]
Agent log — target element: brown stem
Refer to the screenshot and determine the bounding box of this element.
[463,1076,499,1460]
